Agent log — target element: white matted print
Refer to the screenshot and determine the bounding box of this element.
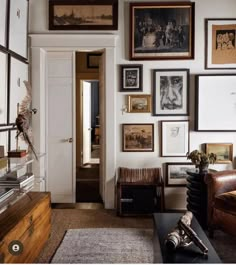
[153,69,189,116]
[196,74,236,131]
[166,163,196,186]
[161,120,189,156]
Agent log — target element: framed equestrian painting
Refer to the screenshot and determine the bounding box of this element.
[129,2,195,60]
[205,18,236,69]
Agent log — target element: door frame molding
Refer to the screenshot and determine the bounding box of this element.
[30,34,117,208]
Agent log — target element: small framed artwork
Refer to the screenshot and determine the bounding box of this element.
[122,123,154,152]
[196,74,236,131]
[166,162,196,187]
[130,2,195,60]
[0,51,8,126]
[120,64,143,92]
[161,120,189,157]
[49,0,118,30]
[205,143,233,164]
[87,53,102,69]
[153,69,189,116]
[0,0,8,48]
[205,18,236,69]
[127,94,151,113]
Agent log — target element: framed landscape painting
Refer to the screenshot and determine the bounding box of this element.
[196,74,236,131]
[205,143,233,164]
[166,162,195,187]
[205,18,236,69]
[49,0,118,30]
[130,2,195,60]
[127,94,151,113]
[122,124,154,152]
[120,65,143,92]
[153,69,189,116]
[161,120,189,157]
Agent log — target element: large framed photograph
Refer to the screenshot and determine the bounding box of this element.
[130,2,195,60]
[205,143,233,164]
[122,124,154,152]
[120,65,143,92]
[0,0,8,48]
[161,120,189,157]
[196,74,236,131]
[0,51,8,126]
[166,162,195,187]
[153,69,189,116]
[49,0,118,30]
[205,18,236,69]
[127,94,151,113]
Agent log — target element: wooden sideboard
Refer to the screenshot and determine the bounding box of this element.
[0,192,51,263]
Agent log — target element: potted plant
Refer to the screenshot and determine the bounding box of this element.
[186,150,217,173]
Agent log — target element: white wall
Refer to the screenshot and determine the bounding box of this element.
[29,0,236,210]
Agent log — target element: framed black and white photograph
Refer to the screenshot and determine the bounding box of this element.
[122,123,154,152]
[120,65,143,92]
[166,162,195,187]
[0,0,8,48]
[153,69,189,116]
[205,18,236,69]
[161,120,189,157]
[196,74,236,131]
[0,51,8,126]
[130,2,195,60]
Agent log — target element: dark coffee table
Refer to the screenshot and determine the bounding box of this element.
[153,213,221,263]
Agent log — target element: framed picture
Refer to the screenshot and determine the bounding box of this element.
[205,18,236,69]
[0,51,8,126]
[120,65,143,92]
[166,162,195,187]
[122,124,154,152]
[129,2,195,60]
[87,53,102,68]
[127,94,151,113]
[153,69,189,116]
[205,143,233,164]
[49,0,118,30]
[161,120,189,157]
[0,0,8,48]
[196,74,236,131]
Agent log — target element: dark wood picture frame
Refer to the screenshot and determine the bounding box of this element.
[87,53,102,68]
[49,0,118,30]
[130,2,195,60]
[120,64,143,92]
[166,162,195,187]
[122,123,154,152]
[153,68,189,116]
[195,74,236,132]
[205,18,236,69]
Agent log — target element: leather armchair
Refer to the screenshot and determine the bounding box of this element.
[205,170,236,237]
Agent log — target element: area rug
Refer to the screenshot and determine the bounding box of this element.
[51,228,155,263]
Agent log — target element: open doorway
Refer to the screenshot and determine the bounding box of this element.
[76,51,102,203]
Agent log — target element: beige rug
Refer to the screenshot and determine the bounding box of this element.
[51,228,158,264]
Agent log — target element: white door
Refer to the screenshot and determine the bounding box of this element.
[47,52,74,203]
[82,81,92,165]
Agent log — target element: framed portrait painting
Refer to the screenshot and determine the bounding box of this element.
[120,64,143,92]
[122,124,154,152]
[127,94,151,113]
[153,69,189,116]
[49,0,118,30]
[195,74,236,131]
[161,120,189,157]
[130,2,195,60]
[205,143,233,164]
[205,18,236,69]
[166,162,195,187]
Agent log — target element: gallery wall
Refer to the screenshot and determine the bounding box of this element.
[29,0,236,209]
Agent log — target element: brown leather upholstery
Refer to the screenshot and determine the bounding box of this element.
[205,170,236,237]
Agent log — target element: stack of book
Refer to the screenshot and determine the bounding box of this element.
[0,172,35,190]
